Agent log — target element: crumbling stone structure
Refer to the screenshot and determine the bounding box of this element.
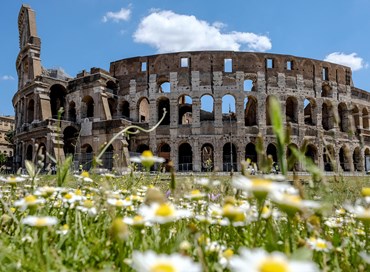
[13,5,370,173]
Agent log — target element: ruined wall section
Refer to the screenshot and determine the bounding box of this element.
[110,51,369,172]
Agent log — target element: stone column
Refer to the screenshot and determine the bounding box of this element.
[192,140,200,172]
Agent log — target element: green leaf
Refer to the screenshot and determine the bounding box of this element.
[25,160,36,178]
[57,155,73,187]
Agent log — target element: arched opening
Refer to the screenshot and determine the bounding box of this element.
[138,98,150,123]
[158,143,171,166]
[137,144,149,154]
[363,108,369,130]
[338,103,349,133]
[321,83,332,98]
[81,144,93,170]
[353,147,362,171]
[27,99,34,123]
[222,95,236,122]
[244,96,257,126]
[266,143,278,164]
[120,100,130,119]
[50,84,67,119]
[305,144,318,165]
[178,95,192,124]
[178,143,192,171]
[287,143,299,171]
[106,81,118,95]
[63,126,79,157]
[245,143,257,164]
[286,97,298,123]
[157,97,170,125]
[352,106,360,131]
[201,143,214,171]
[108,98,117,118]
[304,98,316,126]
[339,146,350,172]
[223,143,237,172]
[101,144,114,170]
[26,145,33,161]
[365,148,370,171]
[322,101,334,131]
[244,79,254,92]
[323,145,335,172]
[200,95,215,121]
[81,96,94,119]
[159,82,171,93]
[68,101,76,122]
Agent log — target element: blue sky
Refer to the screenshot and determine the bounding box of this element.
[1,0,370,116]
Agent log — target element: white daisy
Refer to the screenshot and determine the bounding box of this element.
[107,198,132,207]
[130,150,165,168]
[14,195,45,211]
[131,250,201,272]
[21,216,58,227]
[138,202,192,224]
[307,237,333,252]
[232,175,290,199]
[0,176,26,185]
[271,191,321,215]
[229,248,319,272]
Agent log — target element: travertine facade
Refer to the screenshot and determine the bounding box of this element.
[0,116,15,157]
[13,5,370,173]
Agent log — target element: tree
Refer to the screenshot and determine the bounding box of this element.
[5,130,14,145]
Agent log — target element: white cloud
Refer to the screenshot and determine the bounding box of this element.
[133,10,271,53]
[102,7,131,23]
[1,75,15,81]
[324,52,367,71]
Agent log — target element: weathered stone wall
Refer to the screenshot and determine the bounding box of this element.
[109,51,370,172]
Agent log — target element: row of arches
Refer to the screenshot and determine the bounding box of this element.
[135,142,369,173]
[21,82,370,133]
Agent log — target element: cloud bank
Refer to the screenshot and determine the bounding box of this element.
[133,10,271,53]
[324,52,367,71]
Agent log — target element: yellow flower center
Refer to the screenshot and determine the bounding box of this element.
[286,195,302,203]
[142,150,153,158]
[133,215,143,222]
[191,190,201,195]
[116,200,124,206]
[155,204,175,217]
[25,195,37,203]
[9,177,17,181]
[75,189,82,196]
[35,218,47,227]
[150,263,175,272]
[62,224,69,230]
[223,249,234,259]
[81,171,89,178]
[83,200,93,208]
[259,258,288,272]
[251,179,272,188]
[316,241,327,249]
[361,187,370,197]
[64,193,73,200]
[262,206,270,214]
[233,211,246,222]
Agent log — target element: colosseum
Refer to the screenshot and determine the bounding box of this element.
[13,5,370,173]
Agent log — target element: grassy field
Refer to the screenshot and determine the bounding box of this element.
[0,167,369,271]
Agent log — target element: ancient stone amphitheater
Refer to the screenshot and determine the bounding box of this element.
[13,5,370,173]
